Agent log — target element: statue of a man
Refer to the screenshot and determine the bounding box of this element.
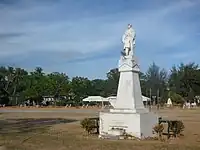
[121,24,136,56]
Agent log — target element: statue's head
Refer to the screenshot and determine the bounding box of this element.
[128,24,132,29]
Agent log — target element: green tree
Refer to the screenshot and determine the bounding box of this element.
[70,76,92,105]
[139,72,148,96]
[10,68,28,105]
[23,67,46,104]
[145,62,168,103]
[0,66,28,105]
[46,72,70,100]
[90,79,106,96]
[0,61,200,107]
[105,68,119,96]
[169,62,200,100]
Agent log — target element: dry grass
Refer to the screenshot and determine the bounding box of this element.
[0,108,200,150]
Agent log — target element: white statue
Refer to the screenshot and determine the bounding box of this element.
[121,24,136,56]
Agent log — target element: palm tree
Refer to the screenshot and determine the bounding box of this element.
[11,68,28,104]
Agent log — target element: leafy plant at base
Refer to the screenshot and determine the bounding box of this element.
[176,120,185,136]
[80,118,96,135]
[153,124,164,140]
[169,120,184,137]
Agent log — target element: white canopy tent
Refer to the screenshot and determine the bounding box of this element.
[82,95,150,108]
[82,96,108,107]
[142,96,151,102]
[82,96,108,102]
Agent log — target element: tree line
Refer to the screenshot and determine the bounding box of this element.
[0,62,200,106]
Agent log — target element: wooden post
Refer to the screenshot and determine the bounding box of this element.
[157,89,160,110]
[149,88,152,111]
[158,117,162,124]
[167,121,170,139]
[101,100,103,109]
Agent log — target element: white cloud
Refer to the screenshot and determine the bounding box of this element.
[0,0,199,60]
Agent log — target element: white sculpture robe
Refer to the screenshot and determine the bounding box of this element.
[122,27,136,56]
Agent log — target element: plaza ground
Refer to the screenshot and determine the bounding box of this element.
[0,107,200,150]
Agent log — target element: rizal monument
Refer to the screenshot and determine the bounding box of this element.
[99,24,158,139]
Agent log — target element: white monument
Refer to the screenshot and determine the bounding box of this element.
[166,98,173,107]
[99,24,158,139]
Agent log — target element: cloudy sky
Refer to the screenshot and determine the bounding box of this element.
[0,0,200,79]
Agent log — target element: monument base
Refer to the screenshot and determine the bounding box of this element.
[99,110,158,139]
[109,108,148,113]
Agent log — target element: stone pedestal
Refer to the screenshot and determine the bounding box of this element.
[99,55,158,139]
[99,111,157,138]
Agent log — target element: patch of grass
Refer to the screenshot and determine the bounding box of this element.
[0,118,77,136]
[0,108,200,150]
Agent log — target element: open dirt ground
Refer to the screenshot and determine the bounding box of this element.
[0,107,200,150]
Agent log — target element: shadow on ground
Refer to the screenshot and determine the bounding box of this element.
[0,118,77,135]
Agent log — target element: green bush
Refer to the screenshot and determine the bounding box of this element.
[169,120,185,137]
[55,100,66,106]
[176,120,184,135]
[168,91,184,104]
[170,120,184,136]
[80,118,96,135]
[158,118,185,139]
[153,124,164,139]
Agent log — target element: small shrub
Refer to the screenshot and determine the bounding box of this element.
[153,124,164,139]
[123,133,140,140]
[80,118,96,135]
[169,120,185,137]
[145,136,159,141]
[176,120,185,136]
